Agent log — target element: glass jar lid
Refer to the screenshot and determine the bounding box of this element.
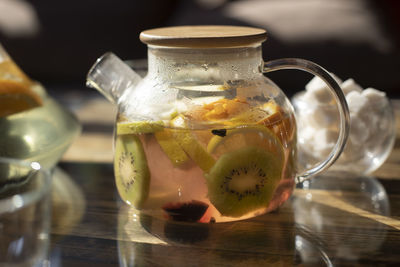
[139,25,267,48]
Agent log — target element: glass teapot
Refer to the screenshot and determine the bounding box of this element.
[87,26,349,223]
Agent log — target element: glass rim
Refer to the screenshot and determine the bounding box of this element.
[0,157,51,214]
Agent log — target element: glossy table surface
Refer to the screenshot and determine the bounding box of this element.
[50,95,400,266]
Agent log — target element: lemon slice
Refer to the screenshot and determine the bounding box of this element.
[0,80,42,117]
[228,101,279,125]
[170,115,215,172]
[116,121,164,135]
[207,124,284,163]
[154,129,189,167]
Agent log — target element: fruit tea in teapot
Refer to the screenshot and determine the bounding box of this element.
[87,26,349,223]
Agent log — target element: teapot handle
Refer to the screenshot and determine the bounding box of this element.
[262,58,350,183]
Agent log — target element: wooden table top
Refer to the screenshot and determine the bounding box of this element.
[50,96,400,266]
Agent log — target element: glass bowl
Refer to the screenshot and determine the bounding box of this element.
[0,84,81,169]
[292,90,395,175]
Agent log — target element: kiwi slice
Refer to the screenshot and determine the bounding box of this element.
[205,146,283,217]
[207,124,284,162]
[114,134,150,208]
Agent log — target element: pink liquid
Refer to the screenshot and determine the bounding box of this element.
[115,114,297,223]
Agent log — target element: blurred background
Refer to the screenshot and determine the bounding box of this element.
[0,0,399,98]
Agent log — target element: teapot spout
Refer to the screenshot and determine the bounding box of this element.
[86,52,142,104]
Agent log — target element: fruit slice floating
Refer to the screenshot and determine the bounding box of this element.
[202,97,249,121]
[205,146,283,217]
[187,97,250,123]
[207,124,284,163]
[162,200,209,222]
[228,100,295,145]
[228,107,270,125]
[114,134,150,208]
[154,129,189,167]
[116,121,164,135]
[170,115,215,172]
[116,120,190,166]
[257,102,295,145]
[0,80,42,117]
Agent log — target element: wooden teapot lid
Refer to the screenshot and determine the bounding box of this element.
[139,25,267,48]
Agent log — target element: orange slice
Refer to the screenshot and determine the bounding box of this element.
[188,97,250,122]
[228,100,296,145]
[0,59,32,86]
[0,80,42,117]
[257,103,296,145]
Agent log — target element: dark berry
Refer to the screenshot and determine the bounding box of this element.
[211,129,227,137]
[162,200,209,222]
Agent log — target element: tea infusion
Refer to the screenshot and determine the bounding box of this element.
[114,84,296,223]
